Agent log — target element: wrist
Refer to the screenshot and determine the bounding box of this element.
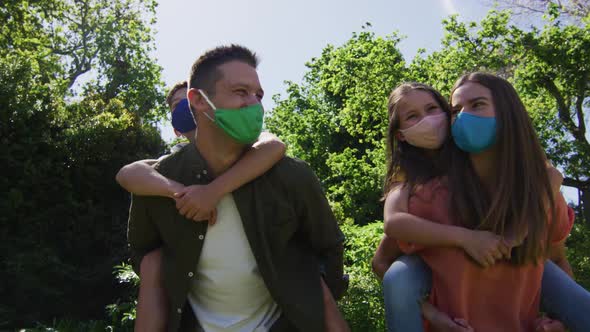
[166,181,184,198]
[453,227,469,248]
[207,180,226,200]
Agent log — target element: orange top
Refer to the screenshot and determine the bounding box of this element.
[399,179,575,332]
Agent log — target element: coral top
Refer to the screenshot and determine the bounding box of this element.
[398,179,575,332]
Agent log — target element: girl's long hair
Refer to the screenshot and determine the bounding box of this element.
[445,72,555,265]
[383,83,452,196]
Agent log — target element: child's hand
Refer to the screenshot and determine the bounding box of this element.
[174,184,221,225]
[451,318,474,332]
[535,317,566,332]
[461,230,511,268]
[422,302,473,332]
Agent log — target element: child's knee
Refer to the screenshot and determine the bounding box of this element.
[383,256,429,302]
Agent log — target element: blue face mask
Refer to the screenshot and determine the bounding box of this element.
[451,112,497,153]
[171,99,197,133]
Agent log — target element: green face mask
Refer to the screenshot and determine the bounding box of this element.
[198,90,263,144]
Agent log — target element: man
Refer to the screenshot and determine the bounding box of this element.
[119,80,287,331]
[127,44,347,331]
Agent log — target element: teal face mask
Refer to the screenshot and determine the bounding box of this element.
[198,90,263,144]
[451,112,497,153]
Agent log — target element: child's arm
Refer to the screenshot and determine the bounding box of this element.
[175,132,287,221]
[384,185,511,267]
[116,159,184,198]
[372,235,403,280]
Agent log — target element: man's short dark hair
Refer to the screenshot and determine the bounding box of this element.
[188,44,259,97]
[166,81,188,108]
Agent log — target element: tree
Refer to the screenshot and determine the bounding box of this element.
[0,0,166,327]
[409,9,590,223]
[269,10,590,225]
[267,29,406,224]
[480,0,590,23]
[267,8,590,295]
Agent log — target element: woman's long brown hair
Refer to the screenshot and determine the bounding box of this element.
[383,83,452,196]
[445,72,555,265]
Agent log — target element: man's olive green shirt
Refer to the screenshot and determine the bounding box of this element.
[127,144,345,332]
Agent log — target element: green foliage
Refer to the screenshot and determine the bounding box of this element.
[567,206,590,289]
[339,222,385,331]
[409,9,590,219]
[20,319,111,332]
[103,263,139,331]
[19,264,138,332]
[267,30,405,224]
[0,0,166,328]
[268,9,590,330]
[3,2,590,331]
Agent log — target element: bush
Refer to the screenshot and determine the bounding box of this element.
[567,207,590,289]
[339,221,385,331]
[0,57,165,326]
[19,263,138,332]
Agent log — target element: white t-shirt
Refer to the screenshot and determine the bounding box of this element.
[188,194,281,332]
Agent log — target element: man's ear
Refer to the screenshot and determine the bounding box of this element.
[187,88,205,111]
[173,129,181,137]
[395,131,406,142]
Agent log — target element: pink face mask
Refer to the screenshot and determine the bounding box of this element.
[398,113,448,149]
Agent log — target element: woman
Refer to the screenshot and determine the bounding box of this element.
[376,75,590,331]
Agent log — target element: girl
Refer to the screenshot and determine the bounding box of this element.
[376,82,519,332]
[375,77,590,331]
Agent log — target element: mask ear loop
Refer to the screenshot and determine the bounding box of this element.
[197,89,217,122]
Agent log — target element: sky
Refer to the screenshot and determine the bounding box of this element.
[150,0,579,202]
[153,0,490,141]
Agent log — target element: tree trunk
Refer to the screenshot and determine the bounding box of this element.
[581,187,590,224]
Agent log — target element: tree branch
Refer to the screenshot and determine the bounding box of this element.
[542,77,575,127]
[541,77,588,144]
[574,80,587,137]
[563,176,590,188]
[51,44,84,56]
[495,0,547,14]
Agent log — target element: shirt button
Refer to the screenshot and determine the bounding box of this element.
[177,308,182,314]
[202,170,208,175]
[188,272,194,277]
[196,174,201,179]
[198,234,204,240]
